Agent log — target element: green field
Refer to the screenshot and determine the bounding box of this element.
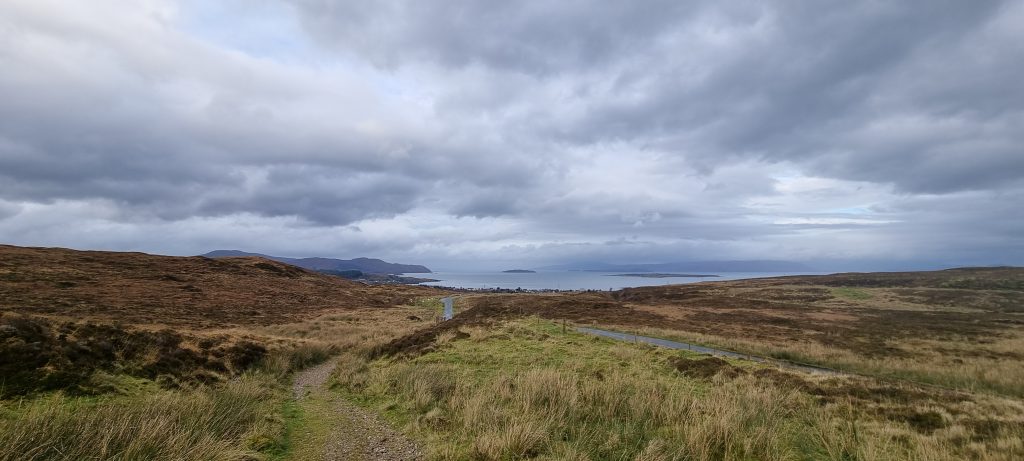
[328,319,1022,460]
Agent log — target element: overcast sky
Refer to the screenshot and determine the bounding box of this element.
[1,0,1022,270]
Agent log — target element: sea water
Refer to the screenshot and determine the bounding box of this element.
[407,271,825,291]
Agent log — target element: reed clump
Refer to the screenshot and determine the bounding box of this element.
[0,374,285,461]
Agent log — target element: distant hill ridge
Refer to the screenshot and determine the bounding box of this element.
[0,244,436,328]
[202,250,431,274]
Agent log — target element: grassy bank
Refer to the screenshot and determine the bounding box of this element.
[0,336,342,461]
[0,303,435,461]
[0,373,289,461]
[621,324,1024,398]
[331,319,1024,460]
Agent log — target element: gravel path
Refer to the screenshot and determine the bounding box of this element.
[292,358,423,461]
[292,359,339,398]
[320,398,423,461]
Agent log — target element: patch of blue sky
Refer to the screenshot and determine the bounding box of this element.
[175,0,422,102]
[176,0,320,64]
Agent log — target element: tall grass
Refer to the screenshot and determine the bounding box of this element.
[0,303,435,461]
[249,307,435,356]
[332,320,1024,460]
[0,374,286,461]
[629,325,1024,397]
[333,327,869,459]
[337,356,888,460]
[259,342,337,380]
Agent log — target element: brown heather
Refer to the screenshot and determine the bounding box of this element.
[2,244,1023,460]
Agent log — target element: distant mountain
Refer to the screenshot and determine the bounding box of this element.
[537,260,814,273]
[202,250,431,274]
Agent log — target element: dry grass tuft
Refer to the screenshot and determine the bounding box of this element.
[0,374,284,461]
[332,319,1024,460]
[471,414,549,460]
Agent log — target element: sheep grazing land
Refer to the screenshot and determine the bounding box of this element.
[2,244,1023,460]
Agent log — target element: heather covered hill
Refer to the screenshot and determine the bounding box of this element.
[0,244,439,328]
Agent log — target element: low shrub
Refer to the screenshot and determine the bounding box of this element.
[0,314,268,397]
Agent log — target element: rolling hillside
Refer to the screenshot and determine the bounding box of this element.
[0,244,438,328]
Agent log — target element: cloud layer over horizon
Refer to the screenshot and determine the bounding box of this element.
[1,0,1022,270]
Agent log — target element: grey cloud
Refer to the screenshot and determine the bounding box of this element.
[196,166,427,225]
[290,0,1022,194]
[0,0,1021,268]
[0,201,21,221]
[449,190,524,219]
[566,1,1019,193]
[0,1,548,226]
[288,0,702,74]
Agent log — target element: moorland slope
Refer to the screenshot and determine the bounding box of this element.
[0,244,435,328]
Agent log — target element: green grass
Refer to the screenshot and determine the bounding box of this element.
[412,296,446,319]
[625,324,1024,399]
[0,344,341,461]
[413,296,444,309]
[265,399,303,460]
[331,320,923,460]
[831,287,873,300]
[414,321,718,384]
[330,319,1024,460]
[273,391,340,461]
[0,373,289,461]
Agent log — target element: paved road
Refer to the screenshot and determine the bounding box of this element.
[441,296,454,320]
[576,326,840,375]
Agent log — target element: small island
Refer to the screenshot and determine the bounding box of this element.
[502,269,537,273]
[606,273,719,278]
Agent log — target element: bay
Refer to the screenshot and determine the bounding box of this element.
[407,271,827,291]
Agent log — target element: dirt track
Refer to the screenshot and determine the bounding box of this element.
[293,359,422,461]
